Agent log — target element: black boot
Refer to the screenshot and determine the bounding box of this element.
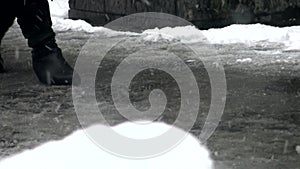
[32,39,80,85]
[0,53,4,73]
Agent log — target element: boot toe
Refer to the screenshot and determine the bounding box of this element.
[32,47,80,86]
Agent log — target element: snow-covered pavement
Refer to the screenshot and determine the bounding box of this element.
[0,1,299,169]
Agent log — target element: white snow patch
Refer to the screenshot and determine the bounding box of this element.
[143,26,208,43]
[236,58,253,63]
[282,28,300,50]
[48,0,136,36]
[52,18,98,33]
[142,32,179,42]
[141,24,300,51]
[48,0,105,33]
[0,121,214,169]
[49,0,69,18]
[202,24,300,50]
[51,17,138,37]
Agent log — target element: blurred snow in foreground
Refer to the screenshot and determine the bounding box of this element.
[0,122,213,169]
[48,0,300,50]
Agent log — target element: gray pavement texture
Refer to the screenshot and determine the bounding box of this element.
[0,23,300,169]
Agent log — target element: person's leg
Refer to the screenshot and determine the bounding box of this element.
[16,0,79,85]
[0,3,16,72]
[16,0,55,48]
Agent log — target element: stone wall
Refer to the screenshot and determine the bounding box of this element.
[69,0,300,29]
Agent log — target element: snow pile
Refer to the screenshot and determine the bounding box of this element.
[144,24,300,50]
[0,121,213,169]
[48,0,300,50]
[52,18,97,33]
[48,0,101,33]
[48,0,136,35]
[142,32,179,43]
[283,28,300,50]
[202,24,300,50]
[143,26,207,43]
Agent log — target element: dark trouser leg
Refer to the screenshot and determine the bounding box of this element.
[16,0,79,85]
[16,0,55,48]
[0,3,16,72]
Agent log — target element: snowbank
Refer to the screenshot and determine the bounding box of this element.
[48,0,136,36]
[144,25,300,50]
[49,0,100,33]
[142,26,208,43]
[48,0,300,50]
[202,24,300,50]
